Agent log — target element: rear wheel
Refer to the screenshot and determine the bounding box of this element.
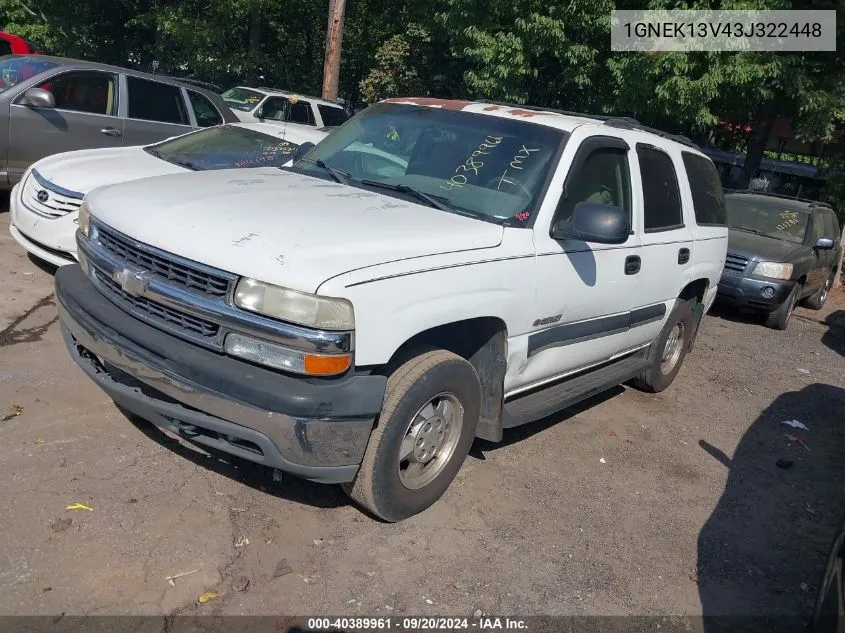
[631,299,694,393]
[344,349,481,522]
[765,282,801,330]
[802,273,834,310]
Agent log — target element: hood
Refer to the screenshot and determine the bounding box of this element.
[34,147,184,194]
[727,229,804,262]
[87,169,504,293]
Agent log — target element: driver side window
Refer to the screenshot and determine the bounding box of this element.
[555,145,631,224]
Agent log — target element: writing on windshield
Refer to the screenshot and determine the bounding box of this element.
[726,196,810,244]
[149,125,299,170]
[291,102,567,225]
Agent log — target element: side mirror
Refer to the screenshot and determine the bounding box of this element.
[291,142,315,165]
[253,106,264,120]
[551,201,630,244]
[815,237,835,250]
[18,87,55,109]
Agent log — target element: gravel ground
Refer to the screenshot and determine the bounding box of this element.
[1,208,844,623]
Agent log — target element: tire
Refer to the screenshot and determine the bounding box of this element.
[802,272,834,311]
[631,299,694,393]
[813,518,845,633]
[765,282,802,330]
[344,349,481,522]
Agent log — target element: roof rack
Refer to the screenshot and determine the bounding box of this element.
[475,100,698,148]
[728,189,830,207]
[603,118,698,148]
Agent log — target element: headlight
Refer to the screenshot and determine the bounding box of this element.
[752,262,793,280]
[234,277,354,330]
[77,201,90,238]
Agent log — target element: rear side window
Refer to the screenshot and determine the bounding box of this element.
[289,100,315,125]
[0,41,12,56]
[682,152,727,226]
[127,76,189,125]
[187,90,223,127]
[637,145,683,232]
[318,104,349,127]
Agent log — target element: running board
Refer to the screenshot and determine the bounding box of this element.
[502,353,650,428]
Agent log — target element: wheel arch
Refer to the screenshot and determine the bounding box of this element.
[381,316,508,443]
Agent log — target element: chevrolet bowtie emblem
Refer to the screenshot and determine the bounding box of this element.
[113,267,148,297]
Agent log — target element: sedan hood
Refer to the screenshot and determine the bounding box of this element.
[728,229,803,262]
[34,146,184,194]
[87,169,504,293]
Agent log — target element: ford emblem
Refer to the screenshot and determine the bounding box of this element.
[36,189,49,203]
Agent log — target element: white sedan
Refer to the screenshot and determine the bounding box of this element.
[9,122,328,267]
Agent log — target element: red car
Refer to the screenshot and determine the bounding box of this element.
[0,32,40,56]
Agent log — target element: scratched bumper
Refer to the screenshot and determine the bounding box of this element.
[55,264,386,484]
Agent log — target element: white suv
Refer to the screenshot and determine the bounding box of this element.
[55,98,728,522]
[221,86,350,129]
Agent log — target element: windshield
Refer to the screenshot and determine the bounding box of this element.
[145,125,301,170]
[0,56,59,93]
[725,196,810,244]
[291,102,567,225]
[221,87,264,112]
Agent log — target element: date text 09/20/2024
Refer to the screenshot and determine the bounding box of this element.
[306,617,529,631]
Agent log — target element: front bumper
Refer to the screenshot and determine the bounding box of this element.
[8,182,79,266]
[716,272,796,312]
[55,264,387,484]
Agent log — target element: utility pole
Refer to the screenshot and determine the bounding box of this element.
[322,0,346,102]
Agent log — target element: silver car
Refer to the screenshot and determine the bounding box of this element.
[0,54,238,189]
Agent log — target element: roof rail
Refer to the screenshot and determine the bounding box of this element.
[476,100,698,148]
[603,118,698,148]
[728,189,830,206]
[475,100,616,122]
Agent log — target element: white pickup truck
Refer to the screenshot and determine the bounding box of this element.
[55,98,728,521]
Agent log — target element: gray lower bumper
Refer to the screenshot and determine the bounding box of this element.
[56,264,386,484]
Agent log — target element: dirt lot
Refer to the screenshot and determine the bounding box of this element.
[1,208,844,623]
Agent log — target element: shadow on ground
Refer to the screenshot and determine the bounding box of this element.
[698,382,845,632]
[821,310,845,357]
[120,409,349,510]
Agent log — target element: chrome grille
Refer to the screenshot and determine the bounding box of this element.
[96,269,219,338]
[724,252,749,273]
[22,170,83,218]
[95,225,231,299]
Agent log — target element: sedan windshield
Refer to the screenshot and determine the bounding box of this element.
[725,196,810,244]
[291,102,567,225]
[0,56,59,93]
[221,87,264,112]
[145,125,300,170]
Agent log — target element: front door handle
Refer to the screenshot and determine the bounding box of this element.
[625,255,641,275]
[101,127,122,137]
[678,247,690,264]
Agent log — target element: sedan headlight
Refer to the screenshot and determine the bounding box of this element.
[234,277,354,330]
[77,201,90,238]
[752,261,793,280]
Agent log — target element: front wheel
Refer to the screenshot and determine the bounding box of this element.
[802,273,834,311]
[765,282,801,330]
[344,349,481,522]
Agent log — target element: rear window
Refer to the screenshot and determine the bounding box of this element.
[318,104,349,127]
[682,152,727,226]
[221,87,264,112]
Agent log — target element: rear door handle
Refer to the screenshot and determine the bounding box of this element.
[100,127,122,137]
[678,247,690,264]
[625,255,641,275]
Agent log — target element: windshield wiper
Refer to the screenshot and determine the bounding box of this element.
[732,226,781,240]
[166,158,199,171]
[301,158,350,184]
[359,179,456,212]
